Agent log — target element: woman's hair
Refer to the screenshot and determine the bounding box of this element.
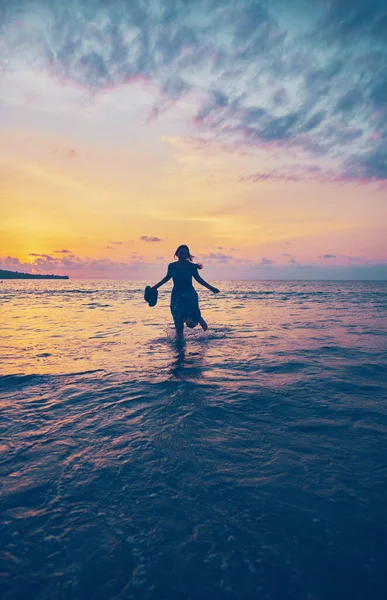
[174,245,203,269]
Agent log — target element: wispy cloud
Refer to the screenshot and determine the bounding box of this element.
[52,148,77,158]
[199,252,233,263]
[1,0,386,184]
[1,256,33,272]
[2,252,387,280]
[140,236,162,242]
[28,253,55,260]
[0,253,150,274]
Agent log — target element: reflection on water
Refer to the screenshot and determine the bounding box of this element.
[1,280,387,599]
[168,334,211,381]
[170,338,188,378]
[2,279,386,384]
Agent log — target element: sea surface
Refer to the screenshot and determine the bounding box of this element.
[1,279,387,600]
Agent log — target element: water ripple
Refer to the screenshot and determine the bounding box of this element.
[1,280,387,599]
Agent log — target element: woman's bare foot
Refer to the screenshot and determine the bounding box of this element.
[199,317,208,331]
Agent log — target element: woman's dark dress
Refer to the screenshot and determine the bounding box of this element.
[167,261,201,328]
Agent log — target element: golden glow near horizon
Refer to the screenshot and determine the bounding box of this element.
[1,75,387,279]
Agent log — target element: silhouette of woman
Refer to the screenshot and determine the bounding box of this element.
[151,245,219,337]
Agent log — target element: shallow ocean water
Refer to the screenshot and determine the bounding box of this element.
[1,279,387,600]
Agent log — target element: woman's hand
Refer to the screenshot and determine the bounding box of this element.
[211,287,220,294]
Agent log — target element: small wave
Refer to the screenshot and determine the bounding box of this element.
[83,303,111,308]
[262,361,309,374]
[61,369,107,377]
[0,369,107,391]
[19,289,98,296]
[0,374,47,390]
[239,290,330,298]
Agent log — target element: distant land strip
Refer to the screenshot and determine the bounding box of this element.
[0,269,69,280]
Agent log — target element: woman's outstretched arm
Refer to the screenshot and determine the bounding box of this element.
[193,271,219,293]
[151,272,171,290]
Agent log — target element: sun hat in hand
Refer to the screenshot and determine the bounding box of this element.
[144,285,158,307]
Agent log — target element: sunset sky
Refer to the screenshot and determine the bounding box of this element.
[1,0,386,279]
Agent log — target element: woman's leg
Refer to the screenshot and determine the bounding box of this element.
[175,324,184,337]
[174,314,184,337]
[185,317,197,328]
[199,317,208,331]
[185,291,204,330]
[171,293,185,337]
[186,316,207,330]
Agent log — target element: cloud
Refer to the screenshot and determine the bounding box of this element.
[0,252,150,275]
[1,0,387,183]
[54,249,72,253]
[151,75,191,117]
[320,254,337,259]
[200,252,232,262]
[28,253,55,260]
[238,162,381,186]
[109,241,123,245]
[315,0,387,44]
[344,145,387,182]
[52,148,78,157]
[347,256,362,261]
[140,236,162,242]
[334,88,364,114]
[239,171,304,184]
[0,256,33,272]
[3,252,386,280]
